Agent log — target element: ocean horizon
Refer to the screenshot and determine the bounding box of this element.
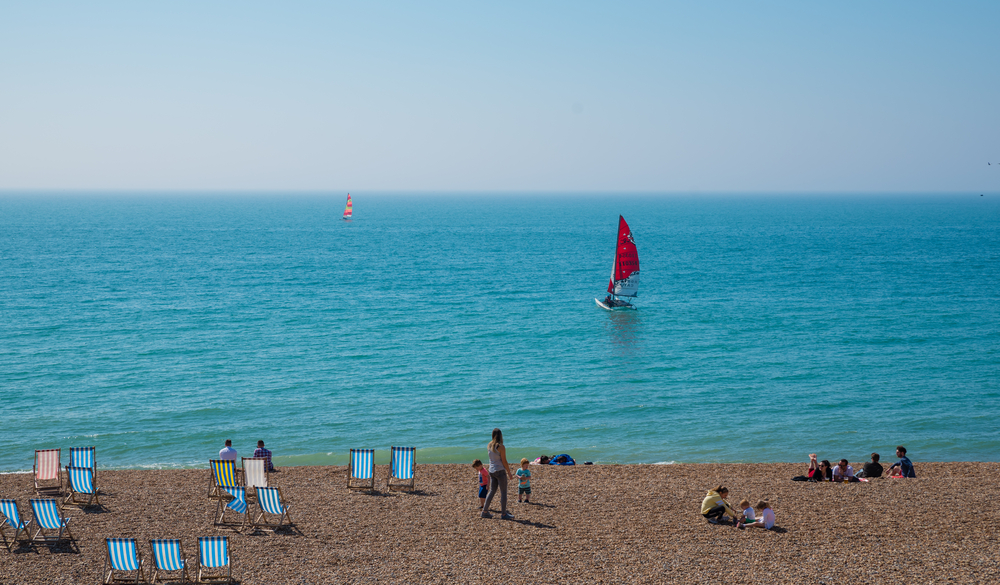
[2,192,998,471]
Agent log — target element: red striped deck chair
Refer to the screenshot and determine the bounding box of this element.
[386,446,416,492]
[208,459,242,500]
[347,449,376,492]
[34,449,61,496]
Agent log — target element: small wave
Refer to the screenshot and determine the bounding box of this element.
[652,461,677,465]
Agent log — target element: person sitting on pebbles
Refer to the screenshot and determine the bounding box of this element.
[742,501,775,530]
[701,485,739,526]
[832,459,856,482]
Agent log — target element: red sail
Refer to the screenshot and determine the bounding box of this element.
[607,215,640,297]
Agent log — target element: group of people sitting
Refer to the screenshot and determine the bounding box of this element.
[804,446,915,482]
[700,486,775,530]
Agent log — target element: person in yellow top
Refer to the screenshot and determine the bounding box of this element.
[701,485,738,525]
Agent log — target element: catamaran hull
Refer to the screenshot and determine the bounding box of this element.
[595,298,637,311]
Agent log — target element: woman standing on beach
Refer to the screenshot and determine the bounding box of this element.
[481,428,515,520]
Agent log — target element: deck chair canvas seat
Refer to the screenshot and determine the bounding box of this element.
[103,538,145,584]
[34,449,62,496]
[64,466,101,508]
[214,487,249,531]
[150,538,188,584]
[348,449,376,491]
[241,457,268,498]
[208,459,242,500]
[197,536,233,584]
[386,446,416,492]
[0,500,32,552]
[29,498,73,546]
[253,487,292,531]
[69,446,96,473]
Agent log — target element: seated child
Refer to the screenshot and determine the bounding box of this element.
[516,458,532,503]
[744,501,775,530]
[736,499,755,528]
[473,459,489,509]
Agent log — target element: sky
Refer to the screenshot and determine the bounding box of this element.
[1,1,998,193]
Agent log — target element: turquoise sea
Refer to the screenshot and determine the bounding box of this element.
[1,193,998,471]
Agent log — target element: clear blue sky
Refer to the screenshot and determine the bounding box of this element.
[1,1,997,192]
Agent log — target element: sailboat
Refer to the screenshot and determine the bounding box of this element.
[342,193,353,221]
[595,215,639,310]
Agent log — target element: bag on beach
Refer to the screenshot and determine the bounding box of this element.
[791,476,809,482]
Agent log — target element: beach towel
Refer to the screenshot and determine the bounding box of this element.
[549,454,575,465]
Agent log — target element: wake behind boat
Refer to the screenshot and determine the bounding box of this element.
[596,215,639,311]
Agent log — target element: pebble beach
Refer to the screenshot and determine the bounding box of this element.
[2,462,999,584]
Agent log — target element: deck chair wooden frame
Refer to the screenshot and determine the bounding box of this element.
[64,466,101,508]
[103,538,146,584]
[150,538,188,585]
[348,449,376,491]
[386,446,416,492]
[28,498,74,547]
[207,460,242,500]
[197,536,233,584]
[213,487,249,532]
[252,487,293,531]
[34,449,62,496]
[241,457,268,498]
[0,500,32,552]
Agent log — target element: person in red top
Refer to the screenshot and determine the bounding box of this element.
[473,459,489,510]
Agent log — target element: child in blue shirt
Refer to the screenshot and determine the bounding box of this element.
[516,458,532,503]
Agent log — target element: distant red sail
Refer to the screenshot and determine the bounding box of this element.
[607,215,640,297]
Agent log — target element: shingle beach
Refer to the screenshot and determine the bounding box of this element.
[2,462,998,584]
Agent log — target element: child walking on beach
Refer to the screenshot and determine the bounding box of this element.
[516,458,532,503]
[473,459,489,510]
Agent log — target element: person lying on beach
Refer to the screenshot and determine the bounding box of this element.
[887,446,916,478]
[743,501,775,530]
[808,456,832,481]
[701,486,738,525]
[832,459,855,482]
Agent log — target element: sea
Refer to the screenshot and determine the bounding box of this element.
[1,193,998,472]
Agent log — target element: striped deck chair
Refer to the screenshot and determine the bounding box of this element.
[70,446,96,471]
[214,487,249,531]
[253,487,292,531]
[28,498,73,546]
[348,449,376,491]
[208,459,242,500]
[150,539,187,584]
[241,457,268,497]
[34,449,61,496]
[197,536,233,584]
[102,538,145,584]
[0,500,32,552]
[386,446,416,492]
[64,466,101,508]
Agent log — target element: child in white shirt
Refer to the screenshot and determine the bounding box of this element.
[745,500,775,530]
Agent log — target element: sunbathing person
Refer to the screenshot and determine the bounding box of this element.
[808,455,832,481]
[832,459,855,481]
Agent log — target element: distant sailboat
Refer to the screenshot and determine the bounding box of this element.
[343,193,353,221]
[595,215,639,310]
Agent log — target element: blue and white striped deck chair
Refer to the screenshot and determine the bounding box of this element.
[197,536,233,584]
[34,449,62,496]
[150,539,187,584]
[348,449,376,491]
[28,498,73,546]
[214,487,249,531]
[64,465,101,508]
[386,446,416,492]
[102,538,145,584]
[0,500,32,552]
[253,487,293,531]
[208,459,242,500]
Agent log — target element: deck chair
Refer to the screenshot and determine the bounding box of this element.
[386,446,416,492]
[102,538,145,584]
[213,487,249,531]
[241,457,268,497]
[34,449,61,496]
[0,500,32,552]
[208,459,242,500]
[150,539,188,584]
[29,498,73,546]
[253,487,292,531]
[64,466,101,508]
[348,449,376,491]
[70,446,96,472]
[197,536,233,584]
